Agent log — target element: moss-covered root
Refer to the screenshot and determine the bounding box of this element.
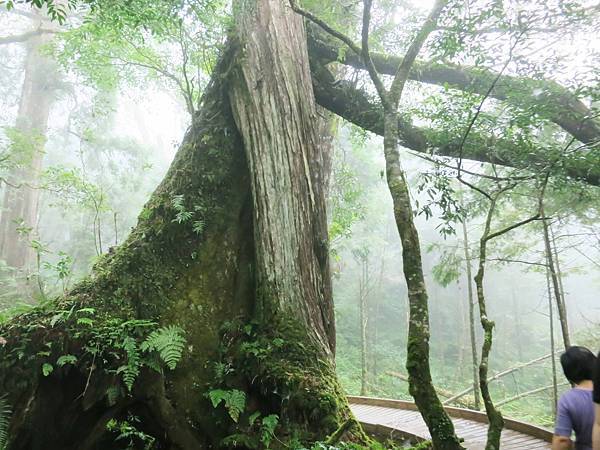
[325,418,364,445]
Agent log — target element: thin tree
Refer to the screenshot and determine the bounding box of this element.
[461,218,481,411]
[290,1,463,447]
[0,13,60,275]
[467,177,547,449]
[546,261,559,418]
[541,209,571,349]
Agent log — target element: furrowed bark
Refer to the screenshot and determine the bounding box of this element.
[229,0,334,352]
[227,0,357,438]
[0,1,358,446]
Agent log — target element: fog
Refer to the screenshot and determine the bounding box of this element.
[1,0,599,429]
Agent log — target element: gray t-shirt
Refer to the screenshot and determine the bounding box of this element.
[554,388,594,450]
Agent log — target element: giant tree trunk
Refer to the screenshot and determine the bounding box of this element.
[0,26,59,274]
[0,2,356,448]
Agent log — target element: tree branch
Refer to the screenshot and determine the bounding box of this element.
[0,29,53,45]
[443,353,554,405]
[388,0,447,106]
[310,64,600,186]
[496,382,569,407]
[307,27,600,147]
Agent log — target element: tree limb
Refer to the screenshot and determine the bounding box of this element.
[307,26,600,148]
[310,63,600,186]
[0,29,52,45]
[496,382,569,407]
[443,353,553,405]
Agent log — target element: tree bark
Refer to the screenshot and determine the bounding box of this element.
[546,263,558,419]
[228,0,335,352]
[0,26,59,273]
[461,219,481,411]
[541,210,570,350]
[0,1,358,448]
[474,197,504,450]
[356,254,369,396]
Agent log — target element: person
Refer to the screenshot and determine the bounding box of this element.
[553,346,596,450]
[593,349,600,450]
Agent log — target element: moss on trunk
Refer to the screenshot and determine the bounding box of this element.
[0,2,361,448]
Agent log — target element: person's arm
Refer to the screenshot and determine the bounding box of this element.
[594,354,600,450]
[553,434,573,450]
[593,403,600,450]
[554,395,574,450]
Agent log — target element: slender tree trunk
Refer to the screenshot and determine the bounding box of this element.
[0,2,361,447]
[371,241,386,380]
[541,210,570,349]
[384,112,461,450]
[546,263,558,419]
[511,289,523,361]
[474,197,504,450]
[358,257,369,396]
[550,224,568,330]
[462,219,481,410]
[0,26,59,274]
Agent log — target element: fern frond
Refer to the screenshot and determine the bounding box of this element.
[119,336,141,391]
[0,395,12,450]
[141,325,185,370]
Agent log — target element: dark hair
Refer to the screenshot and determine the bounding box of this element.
[560,346,596,384]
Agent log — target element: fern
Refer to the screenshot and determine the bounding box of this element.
[0,395,11,450]
[208,389,246,423]
[118,336,141,391]
[141,325,185,370]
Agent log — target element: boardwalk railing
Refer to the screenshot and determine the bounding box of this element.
[348,396,553,449]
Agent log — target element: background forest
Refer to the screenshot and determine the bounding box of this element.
[0,0,599,439]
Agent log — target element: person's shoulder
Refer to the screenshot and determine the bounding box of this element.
[558,388,588,404]
[557,389,573,407]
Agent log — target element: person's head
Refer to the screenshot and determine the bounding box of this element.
[560,346,596,385]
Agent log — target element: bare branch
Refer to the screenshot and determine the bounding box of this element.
[308,28,600,147]
[388,0,447,106]
[0,28,55,45]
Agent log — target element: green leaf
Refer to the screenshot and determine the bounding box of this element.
[248,411,261,426]
[208,389,228,408]
[42,363,54,377]
[140,325,185,370]
[57,354,77,367]
[226,390,246,423]
[207,389,246,423]
[0,395,10,450]
[120,336,140,391]
[76,317,94,327]
[261,414,279,448]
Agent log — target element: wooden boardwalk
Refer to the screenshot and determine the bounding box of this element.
[348,396,552,449]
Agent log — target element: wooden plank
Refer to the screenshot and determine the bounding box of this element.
[348,397,552,449]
